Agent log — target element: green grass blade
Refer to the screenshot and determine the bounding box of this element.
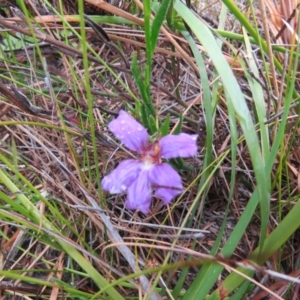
[221,0,283,72]
[183,184,260,299]
[0,160,125,300]
[172,29,216,299]
[208,195,300,298]
[174,0,269,247]
[206,42,300,298]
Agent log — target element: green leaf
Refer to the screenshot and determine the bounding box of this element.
[160,114,170,136]
[149,114,158,133]
[140,103,151,130]
[173,113,183,134]
[131,54,156,120]
[150,0,171,56]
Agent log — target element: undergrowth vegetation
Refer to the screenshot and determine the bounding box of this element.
[0,0,300,299]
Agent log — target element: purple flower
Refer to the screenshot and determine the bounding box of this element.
[101,110,198,214]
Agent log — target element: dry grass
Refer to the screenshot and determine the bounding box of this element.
[0,0,299,299]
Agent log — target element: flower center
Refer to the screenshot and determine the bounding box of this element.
[141,141,161,165]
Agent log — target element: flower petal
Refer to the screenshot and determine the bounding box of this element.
[148,163,183,205]
[101,159,141,194]
[108,110,149,153]
[159,133,198,158]
[126,170,152,214]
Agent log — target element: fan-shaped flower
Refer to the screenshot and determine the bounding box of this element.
[101,110,198,214]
